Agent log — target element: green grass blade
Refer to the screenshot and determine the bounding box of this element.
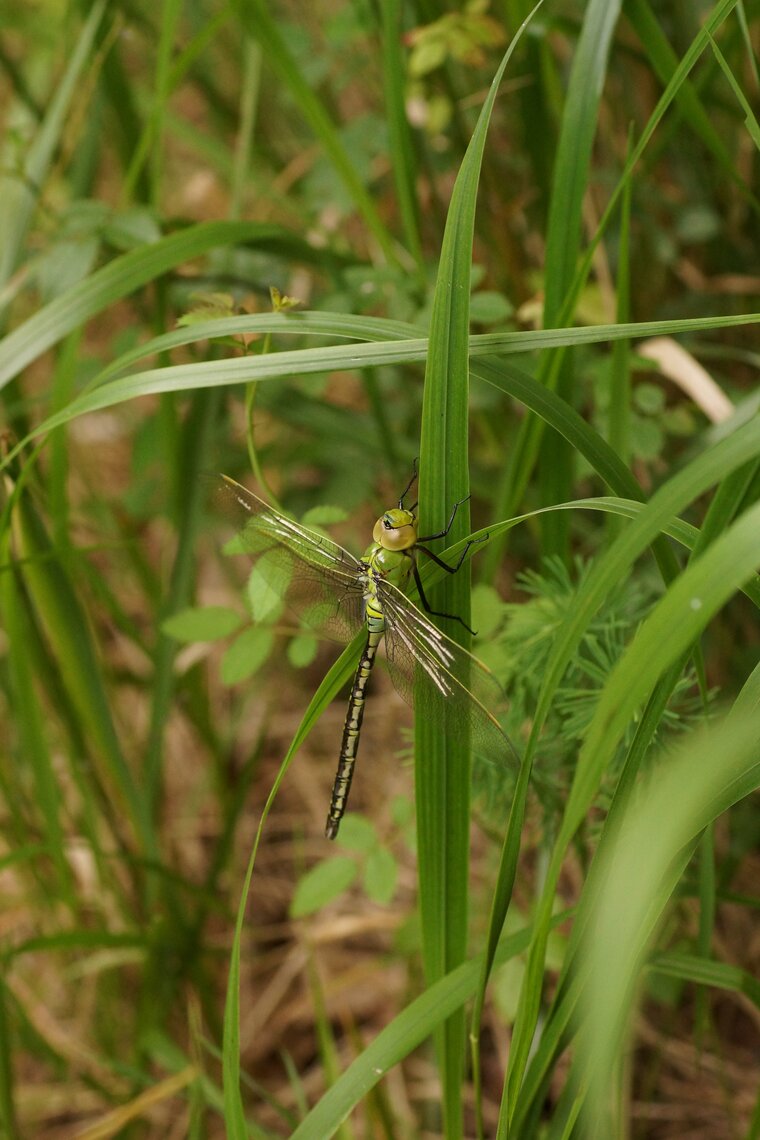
[489,0,749,571]
[9,475,155,857]
[230,0,398,265]
[607,128,633,470]
[542,0,622,326]
[289,917,572,1140]
[709,30,760,151]
[0,0,106,296]
[649,951,760,1004]
[381,0,424,272]
[565,498,760,836]
[415,11,542,1132]
[0,552,74,908]
[0,221,318,390]
[0,979,18,1140]
[144,392,221,813]
[538,0,622,555]
[578,714,760,1136]
[82,309,760,389]
[503,414,760,1121]
[626,0,751,184]
[511,648,760,1135]
[12,313,757,476]
[123,0,183,202]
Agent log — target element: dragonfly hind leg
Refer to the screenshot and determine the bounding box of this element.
[409,555,479,636]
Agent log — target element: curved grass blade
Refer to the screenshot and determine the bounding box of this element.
[578,713,760,1136]
[0,0,107,298]
[289,914,571,1140]
[4,311,757,473]
[502,470,760,1127]
[0,220,322,390]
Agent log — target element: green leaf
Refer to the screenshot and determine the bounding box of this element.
[301,504,348,528]
[287,634,318,669]
[35,238,100,303]
[162,605,242,642]
[247,550,289,623]
[334,814,377,853]
[290,857,357,917]
[471,583,503,638]
[363,847,398,905]
[220,627,274,685]
[633,381,666,414]
[469,290,513,325]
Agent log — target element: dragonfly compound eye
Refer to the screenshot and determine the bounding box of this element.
[373,508,417,551]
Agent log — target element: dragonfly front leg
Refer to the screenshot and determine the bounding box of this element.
[411,493,488,635]
[417,494,475,544]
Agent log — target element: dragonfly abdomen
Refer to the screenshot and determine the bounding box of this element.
[325,629,382,839]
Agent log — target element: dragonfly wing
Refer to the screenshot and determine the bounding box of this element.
[217,475,366,642]
[378,578,521,774]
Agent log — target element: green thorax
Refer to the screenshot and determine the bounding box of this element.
[361,504,418,628]
[363,541,413,588]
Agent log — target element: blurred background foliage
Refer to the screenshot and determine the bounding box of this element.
[0,0,758,1136]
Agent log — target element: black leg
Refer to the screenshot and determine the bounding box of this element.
[411,557,478,636]
[417,494,471,542]
[416,534,488,576]
[398,459,418,509]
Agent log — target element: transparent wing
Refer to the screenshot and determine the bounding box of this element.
[216,475,366,642]
[377,578,521,774]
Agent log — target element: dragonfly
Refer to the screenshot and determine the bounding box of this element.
[218,468,519,839]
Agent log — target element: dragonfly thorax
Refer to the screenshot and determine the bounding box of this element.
[372,507,417,551]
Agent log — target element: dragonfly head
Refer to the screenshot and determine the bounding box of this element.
[373,507,417,551]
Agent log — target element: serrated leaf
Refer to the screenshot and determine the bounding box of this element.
[162,605,242,642]
[363,847,398,905]
[290,856,357,917]
[220,627,274,685]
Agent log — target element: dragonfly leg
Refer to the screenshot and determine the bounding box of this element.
[417,494,480,543]
[410,556,477,636]
[416,533,487,577]
[398,459,418,511]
